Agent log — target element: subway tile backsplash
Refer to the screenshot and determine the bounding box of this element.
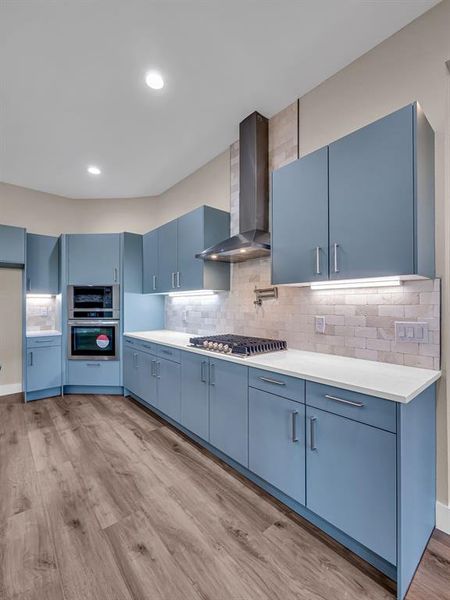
[166,99,440,370]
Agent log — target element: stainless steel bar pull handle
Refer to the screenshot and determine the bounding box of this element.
[200,360,208,383]
[152,275,157,291]
[257,376,286,386]
[315,247,321,275]
[325,394,364,408]
[151,360,156,377]
[29,351,33,367]
[176,272,181,288]
[310,416,317,450]
[114,267,118,282]
[171,272,176,288]
[291,411,299,443]
[86,363,101,367]
[209,363,215,385]
[333,243,339,273]
[156,361,161,378]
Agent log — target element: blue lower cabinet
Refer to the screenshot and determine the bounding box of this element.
[157,357,181,422]
[306,406,397,564]
[249,388,305,505]
[123,346,139,396]
[26,345,62,392]
[124,345,158,406]
[67,360,120,386]
[209,360,248,467]
[180,351,210,440]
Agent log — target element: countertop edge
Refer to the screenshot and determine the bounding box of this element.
[123,331,441,404]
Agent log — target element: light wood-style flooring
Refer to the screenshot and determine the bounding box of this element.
[0,392,449,600]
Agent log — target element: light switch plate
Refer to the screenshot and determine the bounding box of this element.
[395,321,429,343]
[315,316,326,334]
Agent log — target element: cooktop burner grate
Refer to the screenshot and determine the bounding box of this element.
[189,334,287,356]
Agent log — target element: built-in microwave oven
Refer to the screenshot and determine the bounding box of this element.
[68,320,119,360]
[68,285,119,320]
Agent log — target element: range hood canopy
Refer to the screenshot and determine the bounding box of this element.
[196,111,270,263]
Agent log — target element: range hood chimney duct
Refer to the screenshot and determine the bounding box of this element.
[196,111,270,263]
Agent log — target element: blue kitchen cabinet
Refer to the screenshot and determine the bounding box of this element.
[0,224,25,266]
[26,233,60,294]
[272,147,329,284]
[305,405,397,564]
[123,345,139,397]
[143,229,159,293]
[180,351,210,440]
[157,220,178,293]
[177,206,230,292]
[143,206,230,294]
[249,387,306,504]
[66,360,121,386]
[67,233,120,285]
[209,360,248,466]
[123,339,158,406]
[156,356,181,422]
[26,344,62,393]
[271,103,434,284]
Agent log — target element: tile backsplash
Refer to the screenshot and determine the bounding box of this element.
[26,296,59,332]
[165,259,440,370]
[165,100,440,369]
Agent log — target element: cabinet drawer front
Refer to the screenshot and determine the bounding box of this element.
[306,406,397,564]
[27,335,62,349]
[156,345,181,363]
[124,337,156,354]
[306,382,396,433]
[249,368,305,403]
[67,360,120,386]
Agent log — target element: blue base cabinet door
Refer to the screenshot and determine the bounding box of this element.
[209,360,248,467]
[157,358,181,422]
[123,346,139,397]
[306,406,397,564]
[139,352,158,408]
[180,351,209,440]
[249,388,305,504]
[67,234,120,285]
[27,346,62,392]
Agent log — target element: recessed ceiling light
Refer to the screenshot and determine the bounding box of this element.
[87,165,101,175]
[145,70,164,90]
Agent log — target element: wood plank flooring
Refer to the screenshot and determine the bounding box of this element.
[0,393,449,600]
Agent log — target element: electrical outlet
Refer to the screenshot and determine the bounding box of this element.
[315,316,326,334]
[395,321,429,343]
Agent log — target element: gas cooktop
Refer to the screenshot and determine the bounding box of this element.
[189,334,287,357]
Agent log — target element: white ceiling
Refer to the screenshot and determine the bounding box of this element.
[0,0,440,199]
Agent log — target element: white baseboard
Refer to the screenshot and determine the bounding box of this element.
[436,501,450,535]
[0,383,22,397]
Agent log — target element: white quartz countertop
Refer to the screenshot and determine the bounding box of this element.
[124,330,441,404]
[26,330,62,338]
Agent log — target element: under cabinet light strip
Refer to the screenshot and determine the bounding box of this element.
[310,277,402,291]
[168,290,216,298]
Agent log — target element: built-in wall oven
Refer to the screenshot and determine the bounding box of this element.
[68,320,119,360]
[68,285,119,320]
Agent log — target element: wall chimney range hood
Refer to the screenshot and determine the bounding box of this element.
[196,111,270,263]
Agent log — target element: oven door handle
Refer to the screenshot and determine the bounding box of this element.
[68,320,120,326]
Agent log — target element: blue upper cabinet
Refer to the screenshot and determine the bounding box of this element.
[271,103,435,284]
[143,229,158,293]
[26,233,60,294]
[329,103,434,280]
[144,206,230,294]
[67,233,120,285]
[0,224,26,267]
[272,147,329,284]
[157,220,178,293]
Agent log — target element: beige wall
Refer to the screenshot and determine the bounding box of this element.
[0,151,230,235]
[0,270,22,395]
[297,0,450,506]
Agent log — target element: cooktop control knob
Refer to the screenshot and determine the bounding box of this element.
[203,340,209,348]
[213,342,218,350]
[223,344,229,352]
[208,341,214,349]
[218,343,223,351]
